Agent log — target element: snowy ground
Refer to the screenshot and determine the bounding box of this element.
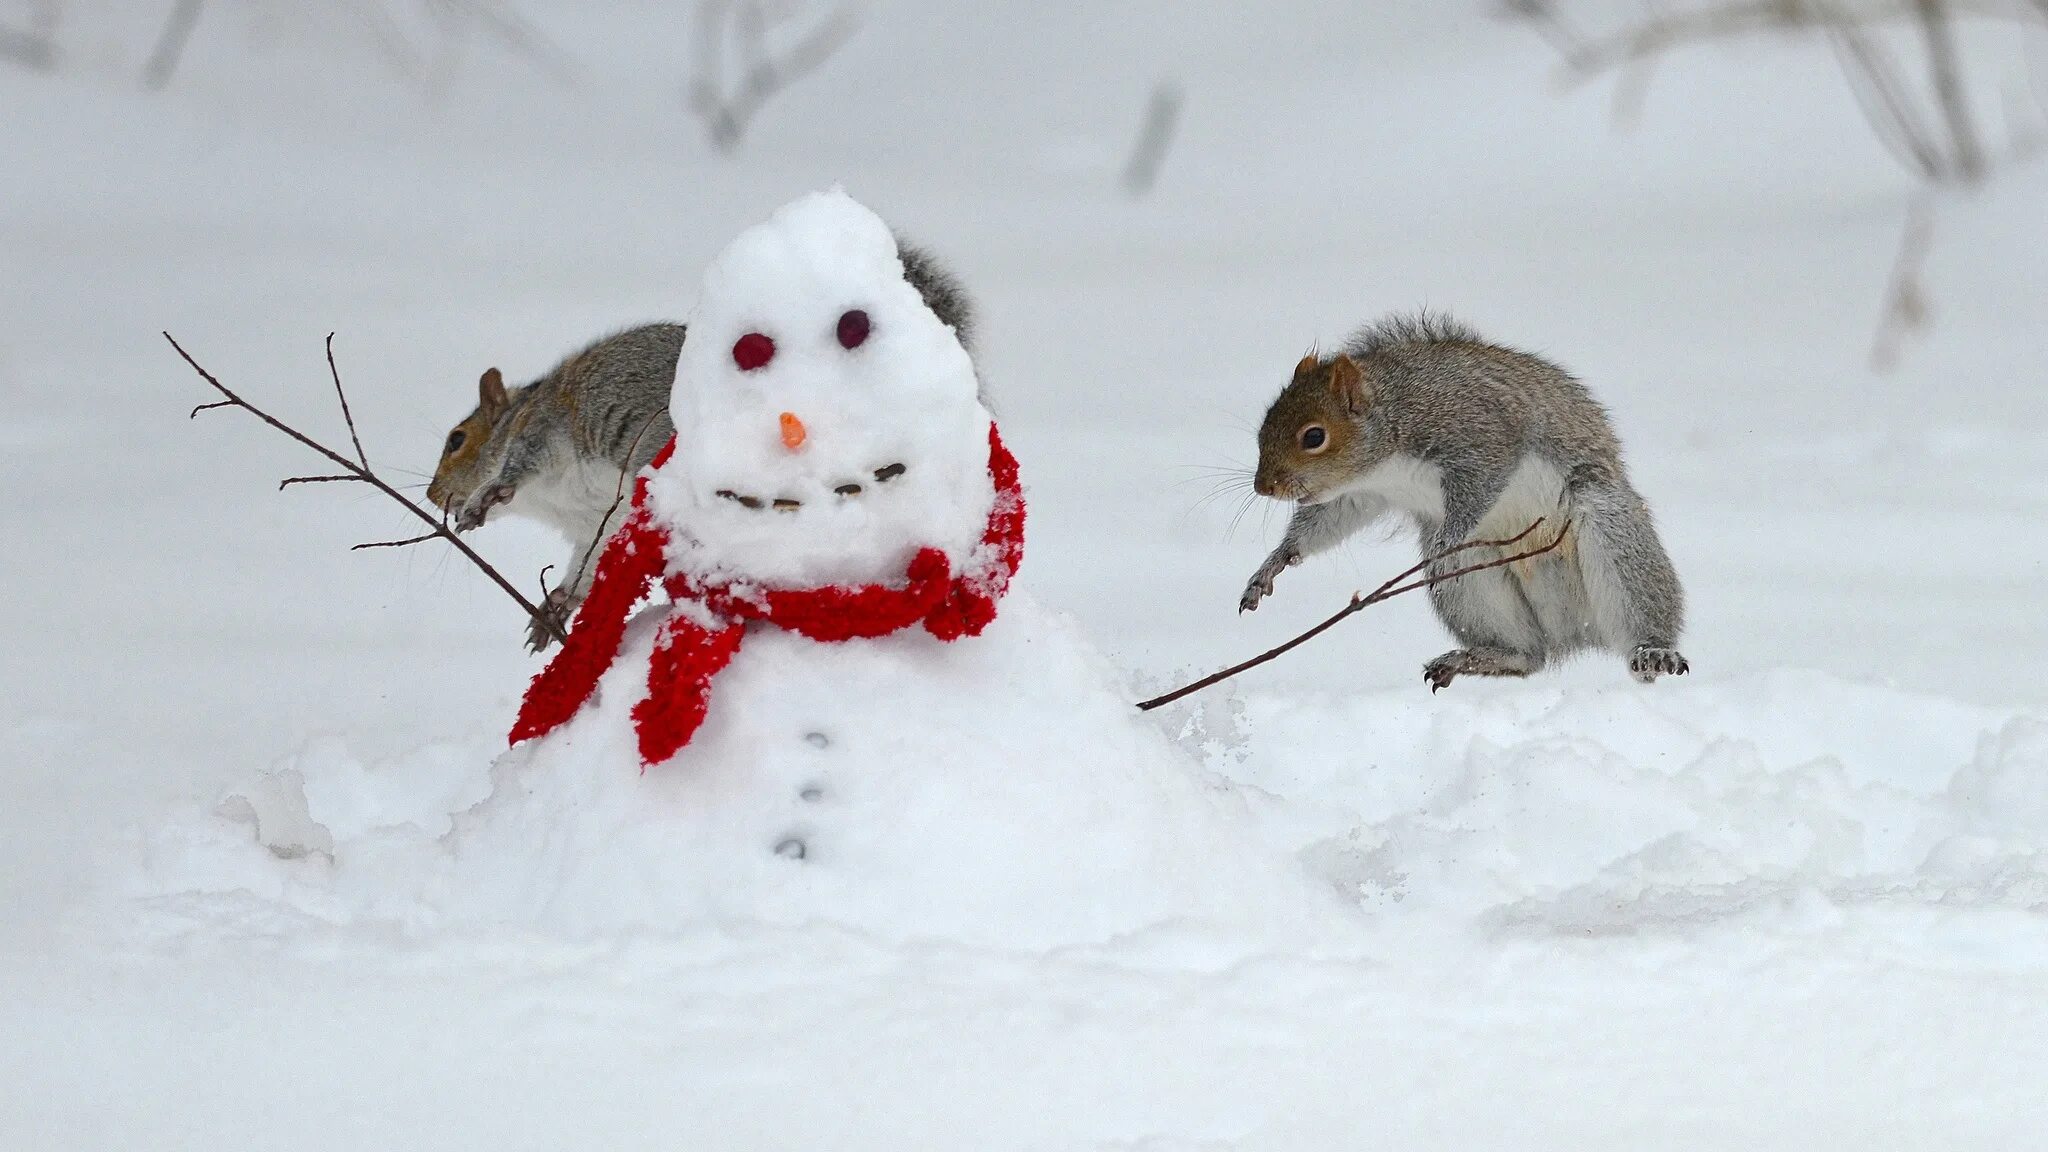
[5,2,2048,1148]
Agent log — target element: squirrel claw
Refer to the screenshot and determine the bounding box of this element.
[1629,645,1690,683]
[527,587,578,653]
[1239,551,1298,614]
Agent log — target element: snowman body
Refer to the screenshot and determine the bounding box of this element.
[473,590,1342,949]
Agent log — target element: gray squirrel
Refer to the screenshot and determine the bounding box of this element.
[427,241,976,651]
[1238,313,1688,689]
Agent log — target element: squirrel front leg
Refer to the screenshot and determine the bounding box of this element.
[530,484,637,653]
[1240,492,1388,612]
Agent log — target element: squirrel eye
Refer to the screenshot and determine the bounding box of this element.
[836,309,871,350]
[1299,425,1328,453]
[444,430,466,456]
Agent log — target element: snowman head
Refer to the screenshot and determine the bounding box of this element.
[647,191,993,589]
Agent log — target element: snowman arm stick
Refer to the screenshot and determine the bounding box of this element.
[1134,518,1567,712]
[167,332,568,645]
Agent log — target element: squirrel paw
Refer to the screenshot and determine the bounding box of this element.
[1629,645,1690,683]
[1423,648,1538,693]
[527,587,579,653]
[456,484,515,533]
[1239,551,1300,613]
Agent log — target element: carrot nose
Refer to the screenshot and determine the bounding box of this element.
[779,411,807,451]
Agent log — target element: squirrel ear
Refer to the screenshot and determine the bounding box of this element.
[479,368,507,411]
[1328,355,1370,413]
[1293,354,1320,380]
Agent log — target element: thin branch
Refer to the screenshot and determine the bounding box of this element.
[324,332,370,469]
[279,474,364,489]
[352,531,441,551]
[166,332,567,645]
[1136,518,1570,712]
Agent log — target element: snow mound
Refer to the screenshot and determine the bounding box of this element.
[1204,672,2048,946]
[121,593,1355,955]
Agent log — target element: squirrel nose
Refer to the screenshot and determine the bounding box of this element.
[779,412,807,452]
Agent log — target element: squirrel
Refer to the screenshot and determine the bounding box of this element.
[427,240,977,652]
[1237,313,1688,689]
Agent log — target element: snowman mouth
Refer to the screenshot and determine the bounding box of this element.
[715,461,909,513]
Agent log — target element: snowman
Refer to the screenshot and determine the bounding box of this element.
[511,190,1024,770]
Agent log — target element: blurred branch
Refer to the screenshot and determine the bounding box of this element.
[141,0,203,89]
[1829,11,1949,178]
[416,0,575,86]
[1504,0,2046,370]
[689,0,859,152]
[1915,0,1988,178]
[0,0,58,71]
[309,1,573,89]
[1871,194,1936,369]
[1515,0,2035,79]
[1121,80,1185,196]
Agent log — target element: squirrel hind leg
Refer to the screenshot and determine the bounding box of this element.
[1563,473,1687,663]
[1423,647,1542,693]
[1422,566,1547,692]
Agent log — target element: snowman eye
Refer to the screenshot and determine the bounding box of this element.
[836,309,870,350]
[732,332,776,371]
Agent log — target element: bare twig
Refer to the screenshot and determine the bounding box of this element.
[352,531,442,551]
[1135,518,1570,712]
[689,0,859,152]
[279,474,363,489]
[323,332,370,469]
[1122,81,1185,196]
[166,332,567,645]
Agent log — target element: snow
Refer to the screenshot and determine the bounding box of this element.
[651,189,994,587]
[125,595,1352,953]
[6,2,2048,1148]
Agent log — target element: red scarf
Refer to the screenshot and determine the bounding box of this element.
[511,425,1025,767]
